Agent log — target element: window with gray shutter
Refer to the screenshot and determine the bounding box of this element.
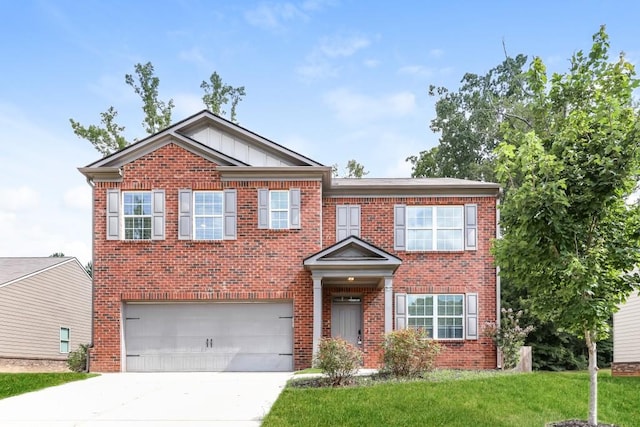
[178,189,192,240]
[394,205,406,250]
[106,189,120,240]
[466,293,478,340]
[465,204,478,250]
[336,205,360,240]
[223,189,237,240]
[151,189,165,240]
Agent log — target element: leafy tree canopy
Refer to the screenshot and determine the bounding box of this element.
[332,160,369,178]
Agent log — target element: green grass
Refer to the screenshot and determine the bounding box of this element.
[0,373,96,399]
[263,370,640,427]
[294,368,323,375]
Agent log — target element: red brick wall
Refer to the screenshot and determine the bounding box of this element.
[91,143,322,371]
[612,362,640,376]
[91,142,498,372]
[323,196,498,369]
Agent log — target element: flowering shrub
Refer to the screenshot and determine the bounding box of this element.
[67,344,89,372]
[485,308,534,369]
[314,338,363,386]
[381,328,441,378]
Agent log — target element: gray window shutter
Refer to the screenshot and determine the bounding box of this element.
[223,189,237,240]
[466,293,478,340]
[258,189,269,229]
[336,205,348,240]
[151,190,165,240]
[394,204,406,250]
[395,293,407,330]
[289,188,301,229]
[106,189,120,240]
[349,205,361,237]
[178,189,192,240]
[465,204,478,250]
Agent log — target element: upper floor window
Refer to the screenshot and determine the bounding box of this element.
[123,192,152,240]
[258,188,301,230]
[194,191,224,240]
[178,189,236,241]
[106,189,165,241]
[394,204,477,251]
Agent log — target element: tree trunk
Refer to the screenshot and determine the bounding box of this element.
[585,330,598,426]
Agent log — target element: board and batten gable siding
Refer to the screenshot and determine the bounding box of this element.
[0,260,91,360]
[614,291,640,363]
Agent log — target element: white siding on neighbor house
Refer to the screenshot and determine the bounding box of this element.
[0,260,91,360]
[186,126,292,166]
[614,291,640,363]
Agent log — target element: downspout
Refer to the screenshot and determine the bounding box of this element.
[86,177,95,373]
[495,194,502,369]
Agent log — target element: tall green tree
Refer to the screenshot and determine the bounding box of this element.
[124,62,174,135]
[331,160,368,178]
[201,71,246,124]
[493,27,640,426]
[407,53,531,181]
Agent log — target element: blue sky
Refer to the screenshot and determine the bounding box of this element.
[0,1,638,265]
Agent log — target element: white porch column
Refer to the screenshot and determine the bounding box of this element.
[312,276,323,357]
[384,276,393,333]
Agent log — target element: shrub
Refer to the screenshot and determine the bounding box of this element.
[314,338,363,386]
[485,308,534,369]
[67,344,89,372]
[381,328,441,378]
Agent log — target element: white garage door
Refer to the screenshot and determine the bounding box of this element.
[123,302,293,372]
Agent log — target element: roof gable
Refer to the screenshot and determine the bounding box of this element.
[304,236,402,268]
[0,257,86,287]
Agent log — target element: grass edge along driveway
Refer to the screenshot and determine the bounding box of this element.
[0,373,96,399]
[263,370,639,427]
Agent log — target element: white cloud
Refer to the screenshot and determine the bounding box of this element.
[429,48,444,58]
[245,2,308,30]
[178,47,209,66]
[297,34,372,81]
[323,88,416,124]
[363,59,380,68]
[63,185,92,210]
[295,61,339,80]
[398,65,434,78]
[318,35,370,58]
[0,186,39,212]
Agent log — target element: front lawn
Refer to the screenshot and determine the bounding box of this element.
[263,370,639,427]
[0,373,96,399]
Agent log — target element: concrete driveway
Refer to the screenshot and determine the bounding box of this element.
[0,372,292,426]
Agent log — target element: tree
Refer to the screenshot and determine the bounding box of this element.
[332,160,368,178]
[125,62,174,135]
[407,53,531,181]
[201,71,246,124]
[71,64,245,156]
[493,27,640,426]
[49,252,65,257]
[85,261,93,278]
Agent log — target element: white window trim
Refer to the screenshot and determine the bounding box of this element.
[122,191,152,240]
[60,327,70,354]
[406,294,465,340]
[269,190,290,229]
[406,206,464,251]
[193,191,224,241]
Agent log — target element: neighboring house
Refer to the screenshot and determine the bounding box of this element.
[79,110,501,373]
[0,257,91,371]
[612,291,640,376]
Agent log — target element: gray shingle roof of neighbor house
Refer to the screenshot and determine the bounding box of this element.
[0,257,76,287]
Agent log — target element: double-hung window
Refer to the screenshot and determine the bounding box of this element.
[407,294,464,339]
[395,204,477,251]
[193,191,223,240]
[257,188,301,230]
[106,189,165,240]
[123,192,152,240]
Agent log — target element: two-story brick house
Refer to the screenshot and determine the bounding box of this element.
[79,110,500,372]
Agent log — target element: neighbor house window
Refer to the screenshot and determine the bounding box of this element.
[123,191,152,240]
[270,190,289,229]
[407,294,464,339]
[193,191,223,240]
[60,327,70,353]
[406,206,464,251]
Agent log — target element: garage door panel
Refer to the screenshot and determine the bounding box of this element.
[124,302,293,372]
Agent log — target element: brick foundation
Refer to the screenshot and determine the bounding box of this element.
[612,361,640,376]
[0,357,70,373]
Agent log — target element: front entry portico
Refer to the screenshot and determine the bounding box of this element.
[303,236,402,359]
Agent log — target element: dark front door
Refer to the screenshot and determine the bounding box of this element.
[331,298,362,347]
